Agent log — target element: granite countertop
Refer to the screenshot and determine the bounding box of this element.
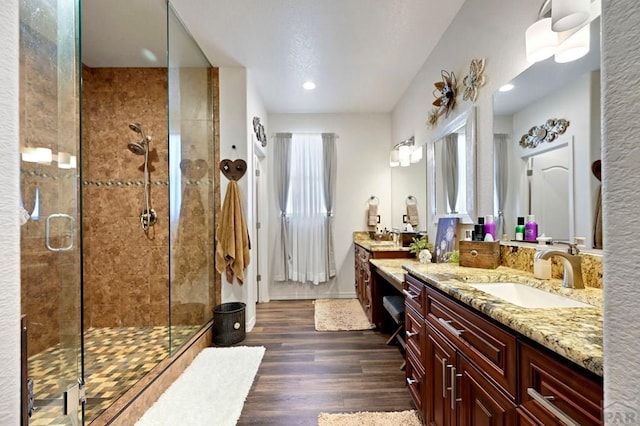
[353,231,412,253]
[368,258,603,377]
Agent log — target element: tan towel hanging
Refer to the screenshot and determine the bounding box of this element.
[367,196,379,227]
[215,180,251,284]
[406,195,419,227]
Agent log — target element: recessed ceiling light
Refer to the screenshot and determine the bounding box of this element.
[303,81,316,90]
[499,83,515,92]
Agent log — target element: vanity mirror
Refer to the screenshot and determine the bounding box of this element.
[428,106,477,224]
[493,18,601,248]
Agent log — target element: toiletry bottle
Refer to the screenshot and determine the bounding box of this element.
[515,217,525,241]
[524,214,538,242]
[533,237,552,279]
[477,217,485,240]
[484,215,496,241]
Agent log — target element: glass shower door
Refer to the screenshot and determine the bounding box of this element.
[19,0,83,424]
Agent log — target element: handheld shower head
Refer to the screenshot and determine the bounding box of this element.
[129,122,143,134]
[128,141,147,155]
[127,122,152,155]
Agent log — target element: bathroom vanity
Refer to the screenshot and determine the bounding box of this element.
[371,259,603,426]
[353,233,411,323]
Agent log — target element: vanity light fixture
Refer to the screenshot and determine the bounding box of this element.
[525,0,598,64]
[551,0,590,32]
[302,81,316,90]
[390,136,420,168]
[499,83,515,92]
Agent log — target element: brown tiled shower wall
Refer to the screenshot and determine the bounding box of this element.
[82,66,171,329]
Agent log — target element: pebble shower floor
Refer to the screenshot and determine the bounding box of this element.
[27,325,199,425]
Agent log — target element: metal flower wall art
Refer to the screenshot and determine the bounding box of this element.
[462,58,486,102]
[519,118,570,148]
[432,70,457,120]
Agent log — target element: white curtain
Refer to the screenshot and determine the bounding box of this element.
[274,133,336,285]
[494,133,509,238]
[273,133,292,281]
[442,133,459,213]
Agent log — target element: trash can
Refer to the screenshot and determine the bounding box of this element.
[212,302,246,346]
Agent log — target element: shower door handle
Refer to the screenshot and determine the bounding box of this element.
[45,214,75,252]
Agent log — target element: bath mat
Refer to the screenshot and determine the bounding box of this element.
[136,346,265,426]
[314,299,374,331]
[318,410,422,425]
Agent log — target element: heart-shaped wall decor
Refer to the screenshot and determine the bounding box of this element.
[219,158,247,181]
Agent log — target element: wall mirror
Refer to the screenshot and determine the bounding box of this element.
[428,106,477,224]
[390,145,427,231]
[493,18,601,249]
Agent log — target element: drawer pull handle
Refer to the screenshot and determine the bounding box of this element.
[470,249,478,257]
[406,377,417,385]
[448,366,462,410]
[441,358,448,398]
[527,388,580,426]
[403,289,417,299]
[406,330,418,338]
[438,317,464,337]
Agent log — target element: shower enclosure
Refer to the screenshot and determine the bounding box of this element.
[19,0,218,424]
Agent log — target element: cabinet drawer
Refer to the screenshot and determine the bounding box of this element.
[520,341,603,426]
[404,305,425,362]
[424,283,518,400]
[404,274,426,316]
[405,349,425,414]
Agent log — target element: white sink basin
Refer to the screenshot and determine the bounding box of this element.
[466,282,594,309]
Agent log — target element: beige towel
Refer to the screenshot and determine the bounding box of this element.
[215,181,251,284]
[406,197,419,227]
[367,200,379,227]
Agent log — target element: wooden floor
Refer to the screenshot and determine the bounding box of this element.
[237,300,414,425]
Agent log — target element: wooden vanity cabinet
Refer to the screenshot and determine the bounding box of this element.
[519,340,603,426]
[404,273,603,426]
[353,244,410,323]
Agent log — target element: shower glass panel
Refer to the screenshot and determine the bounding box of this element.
[80,0,169,421]
[19,0,83,424]
[167,4,217,353]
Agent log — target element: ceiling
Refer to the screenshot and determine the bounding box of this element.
[91,0,465,114]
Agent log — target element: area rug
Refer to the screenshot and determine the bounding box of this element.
[318,410,422,425]
[314,299,374,331]
[136,346,265,426]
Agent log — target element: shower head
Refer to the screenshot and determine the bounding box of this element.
[128,141,147,155]
[129,122,143,134]
[127,122,151,155]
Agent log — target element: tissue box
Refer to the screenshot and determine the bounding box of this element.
[459,240,500,269]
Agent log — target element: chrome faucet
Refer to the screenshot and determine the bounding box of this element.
[534,241,585,289]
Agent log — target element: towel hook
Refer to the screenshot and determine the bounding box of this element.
[219,158,247,181]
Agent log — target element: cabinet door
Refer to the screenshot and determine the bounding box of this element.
[519,341,602,425]
[425,324,457,426]
[457,354,517,426]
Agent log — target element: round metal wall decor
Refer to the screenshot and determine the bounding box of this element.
[519,118,570,148]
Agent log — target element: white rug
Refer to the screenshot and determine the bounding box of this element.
[136,346,265,426]
[314,299,374,331]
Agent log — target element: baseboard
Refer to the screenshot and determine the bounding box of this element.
[90,322,212,426]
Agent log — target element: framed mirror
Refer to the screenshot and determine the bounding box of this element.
[493,18,601,248]
[428,106,477,224]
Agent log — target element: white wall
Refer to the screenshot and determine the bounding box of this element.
[218,67,256,329]
[0,1,20,423]
[267,113,392,300]
[391,0,536,242]
[602,0,640,417]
